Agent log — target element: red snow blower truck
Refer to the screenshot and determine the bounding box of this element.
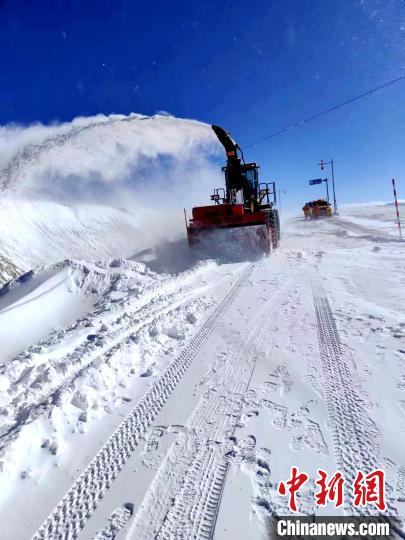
[185,125,280,257]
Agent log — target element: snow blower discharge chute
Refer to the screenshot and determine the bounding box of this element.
[185,125,280,256]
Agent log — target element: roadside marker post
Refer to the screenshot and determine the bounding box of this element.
[392,178,403,241]
[318,159,338,215]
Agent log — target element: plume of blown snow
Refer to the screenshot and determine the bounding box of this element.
[0,113,222,206]
[0,113,226,261]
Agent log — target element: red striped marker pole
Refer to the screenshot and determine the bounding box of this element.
[392,178,403,241]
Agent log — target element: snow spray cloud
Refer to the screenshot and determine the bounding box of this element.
[0,113,223,209]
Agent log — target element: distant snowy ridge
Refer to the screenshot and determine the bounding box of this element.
[341,200,405,208]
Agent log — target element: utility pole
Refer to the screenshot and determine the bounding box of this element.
[319,159,338,215]
[278,188,286,212]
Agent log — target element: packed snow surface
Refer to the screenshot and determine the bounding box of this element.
[0,203,404,539]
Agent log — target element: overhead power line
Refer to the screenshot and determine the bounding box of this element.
[245,74,405,149]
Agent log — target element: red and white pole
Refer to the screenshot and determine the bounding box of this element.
[392,178,403,241]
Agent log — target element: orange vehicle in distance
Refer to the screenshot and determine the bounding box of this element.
[302,199,332,219]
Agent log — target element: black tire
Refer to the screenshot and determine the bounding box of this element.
[265,209,280,248]
[273,208,281,242]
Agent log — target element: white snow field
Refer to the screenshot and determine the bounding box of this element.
[0,202,404,539]
[0,197,178,279]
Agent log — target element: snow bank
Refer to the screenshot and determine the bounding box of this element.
[0,256,218,506]
[0,197,182,272]
[338,201,404,238]
[0,258,168,359]
[0,254,20,286]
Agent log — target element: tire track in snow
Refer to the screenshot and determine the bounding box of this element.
[31,265,252,540]
[129,292,275,540]
[312,283,381,512]
[313,284,405,538]
[92,503,134,540]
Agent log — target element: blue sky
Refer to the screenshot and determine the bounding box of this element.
[1,0,405,209]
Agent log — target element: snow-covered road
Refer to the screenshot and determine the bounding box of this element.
[0,205,404,539]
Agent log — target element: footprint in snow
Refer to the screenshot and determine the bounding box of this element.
[166,328,185,340]
[140,367,154,377]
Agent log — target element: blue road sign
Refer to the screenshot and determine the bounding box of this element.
[309,179,323,185]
